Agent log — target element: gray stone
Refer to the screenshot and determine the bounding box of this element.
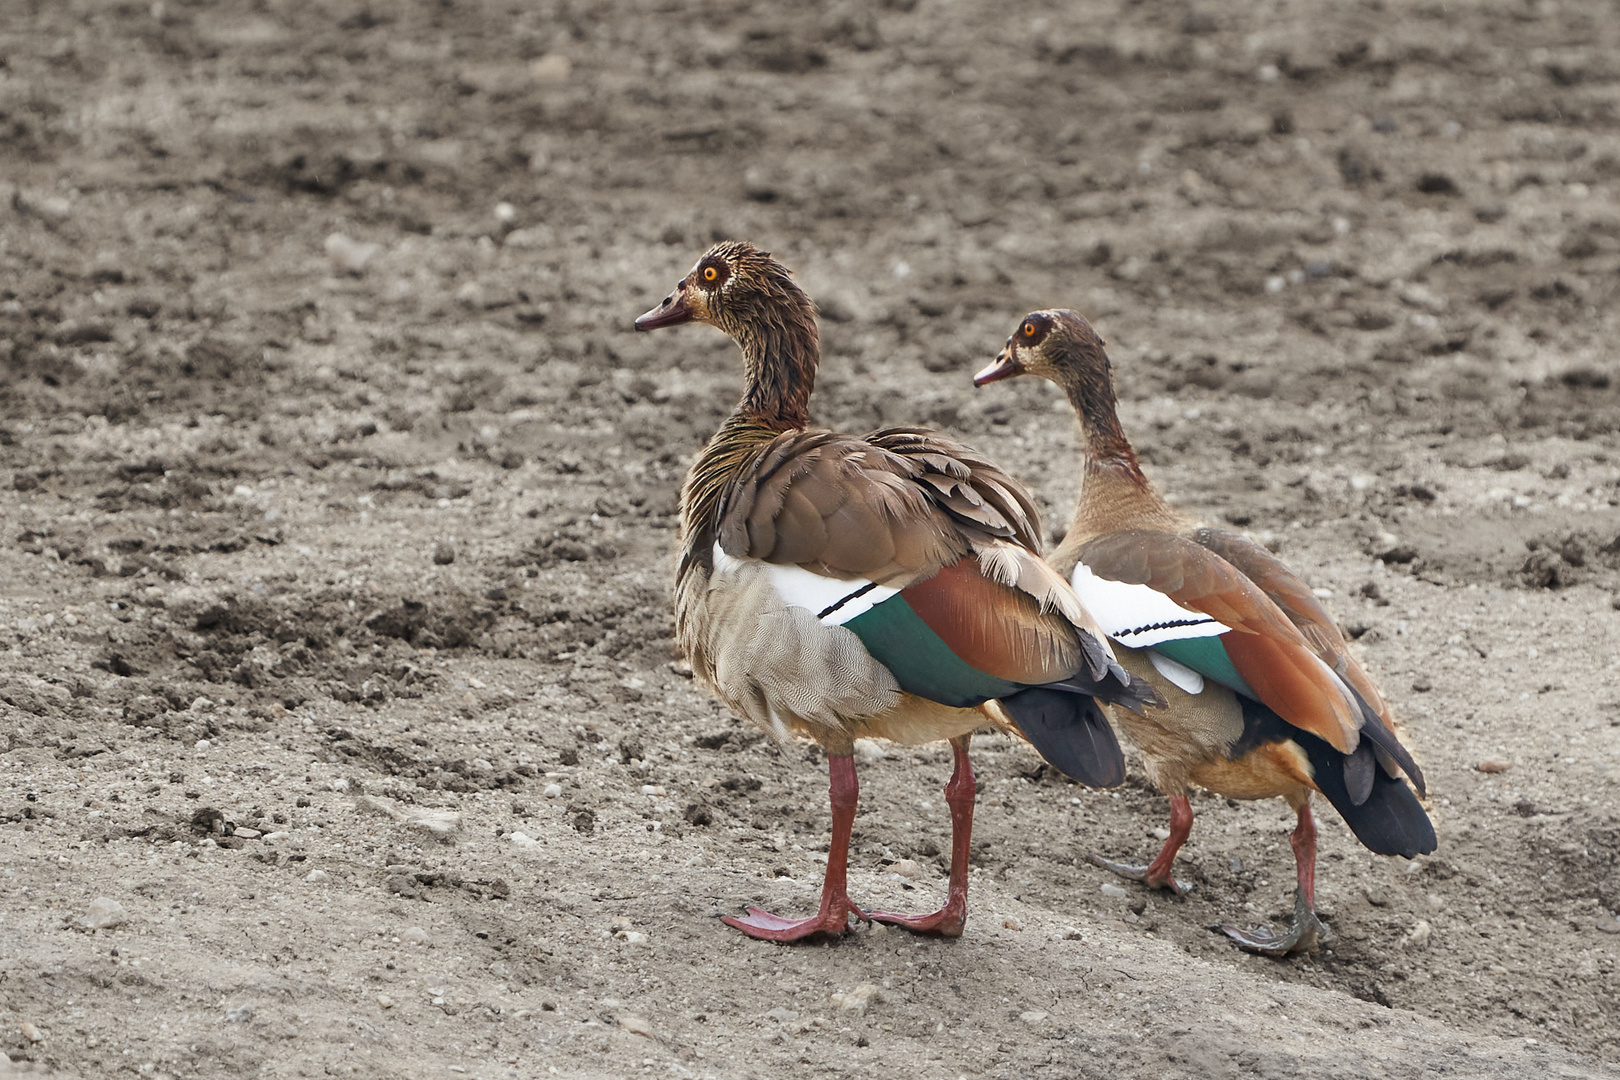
[84,897,127,929]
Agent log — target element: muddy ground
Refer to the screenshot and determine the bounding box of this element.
[2,0,1619,1077]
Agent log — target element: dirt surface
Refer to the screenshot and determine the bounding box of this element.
[3,0,1620,1077]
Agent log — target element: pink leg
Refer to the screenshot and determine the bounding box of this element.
[1219,800,1324,956]
[869,734,975,937]
[1088,792,1195,896]
[1291,799,1318,909]
[722,753,869,942]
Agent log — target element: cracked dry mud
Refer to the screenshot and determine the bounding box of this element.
[2,1,1619,1078]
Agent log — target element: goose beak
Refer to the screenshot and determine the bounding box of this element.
[973,347,1024,386]
[634,286,695,331]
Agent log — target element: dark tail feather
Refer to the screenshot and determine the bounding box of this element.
[1298,725,1437,858]
[1348,688,1427,797]
[999,687,1125,788]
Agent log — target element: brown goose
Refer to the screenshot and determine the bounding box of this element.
[634,245,1159,942]
[975,309,1434,955]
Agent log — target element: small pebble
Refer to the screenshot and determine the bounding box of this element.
[377,994,395,1009]
[304,869,331,884]
[232,827,262,840]
[1019,1010,1048,1024]
[1001,917,1022,931]
[1405,920,1432,948]
[37,195,73,219]
[404,808,462,840]
[1099,883,1129,899]
[1477,757,1512,773]
[1596,915,1620,934]
[508,831,538,848]
[85,897,127,930]
[325,232,381,274]
[402,926,429,945]
[830,983,880,1015]
[615,930,650,946]
[432,541,456,566]
[851,738,886,764]
[543,783,563,798]
[1150,827,1171,841]
[889,859,926,880]
[618,1014,655,1039]
[195,739,211,752]
[530,54,571,83]
[20,1022,42,1043]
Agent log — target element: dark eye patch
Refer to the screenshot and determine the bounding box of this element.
[696,258,730,289]
[1021,312,1053,345]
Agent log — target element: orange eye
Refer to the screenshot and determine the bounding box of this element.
[703,266,718,282]
[1023,322,1036,337]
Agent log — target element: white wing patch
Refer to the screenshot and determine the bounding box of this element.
[1070,561,1231,647]
[1149,650,1206,696]
[713,543,898,626]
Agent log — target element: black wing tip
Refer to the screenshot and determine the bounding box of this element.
[1403,759,1428,800]
[1120,673,1167,714]
[1046,664,1165,716]
[1351,690,1427,798]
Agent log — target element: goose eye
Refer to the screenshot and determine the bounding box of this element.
[1022,322,1036,338]
[703,266,718,283]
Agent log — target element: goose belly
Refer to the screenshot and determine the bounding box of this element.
[1105,646,1244,793]
[845,694,986,749]
[1109,647,1311,801]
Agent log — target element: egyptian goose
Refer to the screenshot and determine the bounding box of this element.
[634,245,1159,942]
[975,309,1435,955]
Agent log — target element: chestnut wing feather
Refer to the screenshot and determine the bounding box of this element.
[1194,527,1424,793]
[900,559,1085,685]
[1194,527,1390,720]
[1079,529,1363,753]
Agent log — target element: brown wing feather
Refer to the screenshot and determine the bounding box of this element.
[865,427,1044,553]
[1194,527,1391,722]
[720,428,1045,581]
[1080,530,1362,753]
